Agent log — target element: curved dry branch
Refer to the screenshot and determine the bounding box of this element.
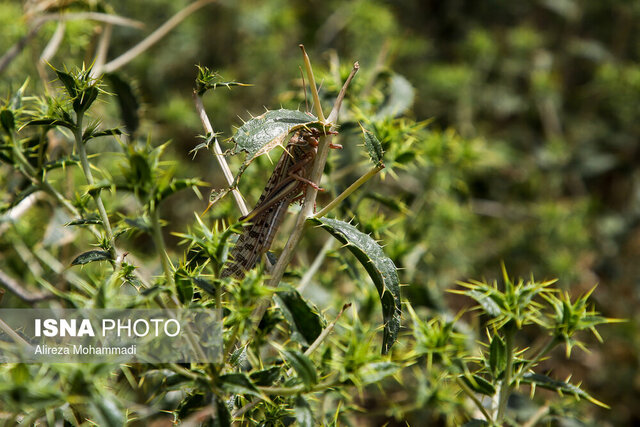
[0,270,53,303]
[35,12,145,29]
[102,0,216,74]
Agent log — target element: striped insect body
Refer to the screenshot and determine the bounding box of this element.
[221,128,326,279]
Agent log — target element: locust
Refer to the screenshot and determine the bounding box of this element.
[221,127,338,279]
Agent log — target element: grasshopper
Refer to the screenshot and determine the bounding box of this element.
[221,127,339,279]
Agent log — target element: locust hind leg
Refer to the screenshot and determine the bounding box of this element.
[290,172,323,191]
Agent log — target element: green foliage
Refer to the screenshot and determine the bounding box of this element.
[231,108,322,162]
[0,0,632,425]
[310,217,401,354]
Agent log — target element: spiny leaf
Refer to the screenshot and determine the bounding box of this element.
[71,250,112,266]
[283,349,317,387]
[83,127,123,143]
[42,155,80,172]
[66,217,102,226]
[275,289,324,347]
[192,277,217,296]
[489,334,507,378]
[219,373,262,397]
[155,178,205,203]
[461,374,496,396]
[1,109,15,133]
[73,86,99,114]
[195,66,252,96]
[310,217,401,354]
[360,123,384,166]
[232,109,322,164]
[465,289,501,317]
[250,367,281,386]
[54,68,78,99]
[26,118,75,131]
[174,268,194,304]
[521,373,609,408]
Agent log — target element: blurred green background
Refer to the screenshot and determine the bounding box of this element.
[2,0,640,424]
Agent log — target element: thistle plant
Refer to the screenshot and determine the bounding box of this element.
[0,3,621,425]
[446,264,620,426]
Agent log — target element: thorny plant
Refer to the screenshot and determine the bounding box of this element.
[0,3,620,426]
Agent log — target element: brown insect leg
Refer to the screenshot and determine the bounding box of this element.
[290,172,323,191]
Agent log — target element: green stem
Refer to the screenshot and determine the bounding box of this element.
[169,362,206,382]
[224,323,240,358]
[496,326,515,423]
[9,128,103,242]
[150,207,175,289]
[456,377,492,423]
[313,164,384,219]
[11,135,37,177]
[514,337,559,384]
[74,111,116,260]
[258,377,338,396]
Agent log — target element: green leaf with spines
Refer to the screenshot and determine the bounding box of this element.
[521,373,609,408]
[25,118,76,131]
[155,178,205,203]
[9,79,29,111]
[83,127,123,143]
[489,334,507,378]
[219,373,262,398]
[1,109,15,134]
[309,217,401,354]
[195,65,252,96]
[54,69,78,99]
[274,289,325,347]
[466,289,501,317]
[283,350,317,388]
[124,151,152,188]
[66,217,102,226]
[73,86,99,114]
[191,277,217,296]
[231,108,326,167]
[250,367,282,386]
[359,123,384,166]
[174,268,194,304]
[42,156,80,172]
[70,250,112,266]
[461,374,496,396]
